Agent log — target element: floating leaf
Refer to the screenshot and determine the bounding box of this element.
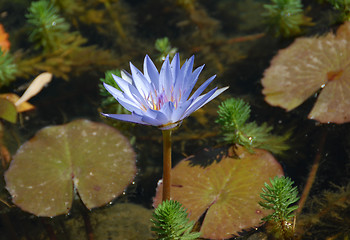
[262,21,350,124]
[5,119,136,217]
[153,145,283,239]
[0,98,16,123]
[0,24,10,53]
[0,93,35,113]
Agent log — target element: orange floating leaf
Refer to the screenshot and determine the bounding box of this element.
[0,24,10,53]
[262,21,350,124]
[0,93,35,113]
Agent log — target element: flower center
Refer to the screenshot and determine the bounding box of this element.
[145,88,180,111]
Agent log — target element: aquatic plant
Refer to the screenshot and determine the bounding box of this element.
[99,69,129,115]
[262,21,350,124]
[151,200,201,240]
[153,145,284,239]
[262,0,312,37]
[0,98,16,124]
[26,0,70,52]
[216,98,290,154]
[259,176,299,239]
[328,0,350,21]
[155,37,178,62]
[102,53,227,201]
[5,119,136,217]
[0,50,18,87]
[297,183,350,239]
[19,0,118,80]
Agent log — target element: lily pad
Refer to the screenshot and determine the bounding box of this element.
[0,98,16,123]
[153,145,283,239]
[5,119,136,217]
[0,93,35,113]
[261,21,350,124]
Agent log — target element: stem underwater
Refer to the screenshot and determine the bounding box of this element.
[162,130,172,201]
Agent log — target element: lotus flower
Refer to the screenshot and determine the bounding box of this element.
[102,53,228,130]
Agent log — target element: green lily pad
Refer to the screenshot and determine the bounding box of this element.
[5,119,136,217]
[0,98,17,123]
[153,145,283,239]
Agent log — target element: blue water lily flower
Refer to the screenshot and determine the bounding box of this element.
[102,53,228,130]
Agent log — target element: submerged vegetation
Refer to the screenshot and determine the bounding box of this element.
[328,0,350,21]
[216,98,290,154]
[262,0,312,37]
[259,176,299,239]
[151,200,201,240]
[0,50,17,87]
[0,0,349,239]
[26,0,70,52]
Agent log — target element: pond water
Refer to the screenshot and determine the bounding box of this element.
[0,0,350,239]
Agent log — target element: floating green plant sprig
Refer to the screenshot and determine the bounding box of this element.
[151,200,201,240]
[259,176,299,239]
[26,0,70,52]
[328,0,350,21]
[0,50,18,87]
[99,69,129,115]
[262,0,312,37]
[216,98,290,154]
[155,37,178,62]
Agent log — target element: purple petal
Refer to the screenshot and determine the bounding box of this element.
[188,75,216,102]
[143,55,159,89]
[179,65,205,103]
[103,83,141,111]
[182,56,195,78]
[141,114,164,126]
[170,53,180,81]
[101,113,150,125]
[112,74,133,97]
[103,82,124,99]
[159,56,174,97]
[171,99,193,122]
[120,70,133,84]
[183,87,218,118]
[127,82,150,109]
[159,101,175,120]
[196,86,229,110]
[129,62,153,97]
[114,96,145,114]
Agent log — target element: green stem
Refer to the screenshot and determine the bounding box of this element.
[162,130,172,201]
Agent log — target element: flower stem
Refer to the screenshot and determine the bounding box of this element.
[162,129,172,201]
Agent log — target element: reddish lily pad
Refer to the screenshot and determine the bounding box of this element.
[262,21,350,124]
[154,145,283,239]
[0,98,16,123]
[5,119,136,217]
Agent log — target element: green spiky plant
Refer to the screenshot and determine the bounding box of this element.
[262,0,312,37]
[0,50,17,87]
[155,37,178,62]
[328,0,350,21]
[216,98,290,154]
[26,0,70,53]
[151,200,201,240]
[99,69,130,115]
[259,176,299,240]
